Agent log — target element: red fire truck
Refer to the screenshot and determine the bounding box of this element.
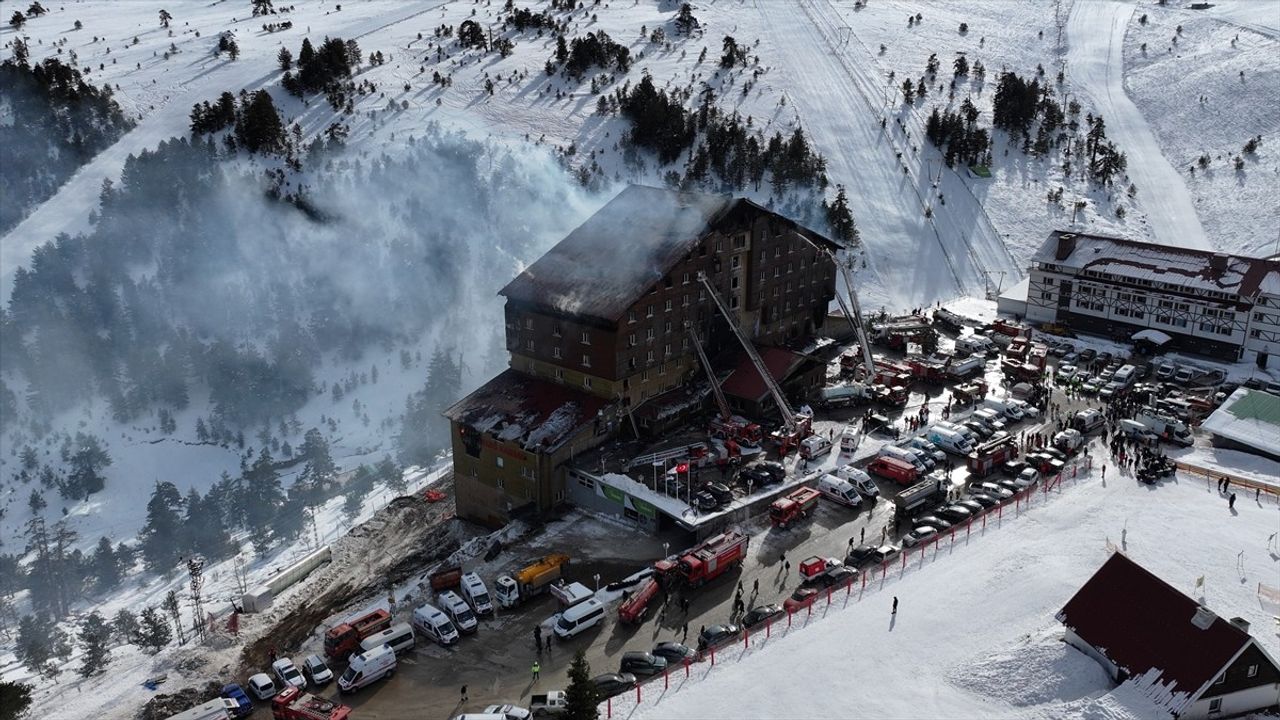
[966,437,1018,477]
[658,530,749,588]
[272,687,352,720]
[768,487,822,528]
[323,608,391,660]
[617,576,662,624]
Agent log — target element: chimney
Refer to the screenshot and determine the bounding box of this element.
[1191,606,1217,630]
[1209,253,1229,272]
[1229,616,1251,634]
[1055,233,1078,261]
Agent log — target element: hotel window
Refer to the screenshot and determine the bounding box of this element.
[664,320,672,333]
[1248,665,1259,678]
[526,339,535,351]
[646,350,655,363]
[683,272,690,284]
[496,457,504,468]
[760,270,767,282]
[553,347,562,359]
[665,299,673,312]
[552,324,562,337]
[581,354,591,368]
[628,358,637,370]
[682,337,690,349]
[731,275,740,290]
[580,330,591,345]
[774,267,781,278]
[716,239,724,252]
[628,333,636,347]
[658,362,666,376]
[628,310,636,323]
[760,250,767,262]
[664,343,672,356]
[775,246,782,258]
[682,293,690,307]
[730,295,740,309]
[583,376,592,389]
[554,368,564,380]
[731,255,741,269]
[524,318,533,330]
[646,328,655,340]
[647,304,655,318]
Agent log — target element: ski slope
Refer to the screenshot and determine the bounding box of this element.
[1066,0,1211,250]
[626,450,1280,720]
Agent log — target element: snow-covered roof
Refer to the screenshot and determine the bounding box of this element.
[1033,231,1280,299]
[1056,552,1257,713]
[1200,388,1280,457]
[444,369,611,453]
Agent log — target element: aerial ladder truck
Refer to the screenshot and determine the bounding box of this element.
[686,324,763,448]
[697,273,812,455]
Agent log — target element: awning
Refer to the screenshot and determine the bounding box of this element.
[1131,329,1172,345]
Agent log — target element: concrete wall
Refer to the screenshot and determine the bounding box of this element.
[565,469,660,534]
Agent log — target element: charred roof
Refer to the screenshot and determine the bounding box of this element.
[500,185,840,323]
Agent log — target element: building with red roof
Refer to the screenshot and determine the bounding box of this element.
[1057,552,1280,718]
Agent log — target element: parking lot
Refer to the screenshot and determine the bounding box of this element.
[245,314,1256,719]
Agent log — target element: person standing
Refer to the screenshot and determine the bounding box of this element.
[860,526,866,543]
[682,622,689,643]
[1229,492,1237,510]
[891,596,899,615]
[531,660,541,681]
[461,685,468,703]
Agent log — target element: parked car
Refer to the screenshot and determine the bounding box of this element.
[846,544,880,567]
[272,658,306,691]
[302,654,333,686]
[936,504,974,523]
[962,420,994,440]
[704,482,734,505]
[996,479,1022,495]
[967,492,1000,508]
[1080,378,1103,395]
[1096,351,1114,366]
[741,603,786,627]
[783,587,821,613]
[220,684,253,718]
[619,651,668,677]
[697,624,741,650]
[1173,366,1198,384]
[1156,361,1177,380]
[913,515,953,531]
[969,482,1013,499]
[591,673,638,699]
[482,705,532,720]
[1061,351,1080,364]
[868,544,901,565]
[901,526,938,548]
[247,673,278,701]
[740,462,785,487]
[809,565,858,590]
[651,642,698,665]
[1015,468,1041,488]
[1078,349,1097,363]
[693,491,720,511]
[1099,381,1124,400]
[1001,459,1028,477]
[1056,364,1078,381]
[955,499,985,515]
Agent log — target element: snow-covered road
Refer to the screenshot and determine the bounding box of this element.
[1066,0,1212,250]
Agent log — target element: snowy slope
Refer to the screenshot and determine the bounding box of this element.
[625,452,1280,720]
[1066,0,1211,250]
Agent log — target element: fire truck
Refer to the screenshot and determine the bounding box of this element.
[768,487,822,528]
[906,357,949,385]
[966,437,1018,477]
[655,530,749,588]
[323,608,391,660]
[272,687,352,720]
[617,576,662,624]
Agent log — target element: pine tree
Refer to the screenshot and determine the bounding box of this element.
[299,428,336,490]
[163,590,186,645]
[901,78,914,104]
[376,456,406,494]
[141,481,183,572]
[236,90,284,153]
[138,607,172,653]
[242,449,283,554]
[158,9,172,28]
[824,185,859,244]
[66,432,111,499]
[278,47,292,71]
[15,613,69,679]
[299,37,315,67]
[27,490,45,515]
[227,39,240,61]
[90,536,122,592]
[675,3,698,36]
[0,681,33,719]
[564,649,600,720]
[113,609,140,645]
[196,417,209,442]
[78,612,111,677]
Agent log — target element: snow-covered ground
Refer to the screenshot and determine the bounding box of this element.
[623,444,1280,720]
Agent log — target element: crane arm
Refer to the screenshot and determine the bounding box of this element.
[697,272,797,429]
[832,257,877,380]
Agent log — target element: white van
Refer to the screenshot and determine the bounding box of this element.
[412,603,459,646]
[877,445,927,473]
[981,398,1024,421]
[438,590,478,634]
[165,699,241,720]
[360,622,415,656]
[1113,364,1137,387]
[927,426,973,455]
[835,465,880,499]
[461,572,494,617]
[955,335,996,357]
[799,434,833,460]
[816,473,863,508]
[839,424,860,453]
[933,420,978,445]
[553,597,605,640]
[338,644,397,694]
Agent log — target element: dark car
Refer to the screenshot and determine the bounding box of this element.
[592,673,639,698]
[693,491,720,511]
[741,603,785,627]
[651,642,697,665]
[619,651,668,677]
[846,543,880,567]
[1001,459,1028,477]
[697,624,742,650]
[740,463,784,488]
[704,482,734,504]
[936,504,973,523]
[955,499,985,515]
[913,515,953,531]
[221,684,253,719]
[809,565,858,590]
[962,420,993,440]
[1078,348,1097,363]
